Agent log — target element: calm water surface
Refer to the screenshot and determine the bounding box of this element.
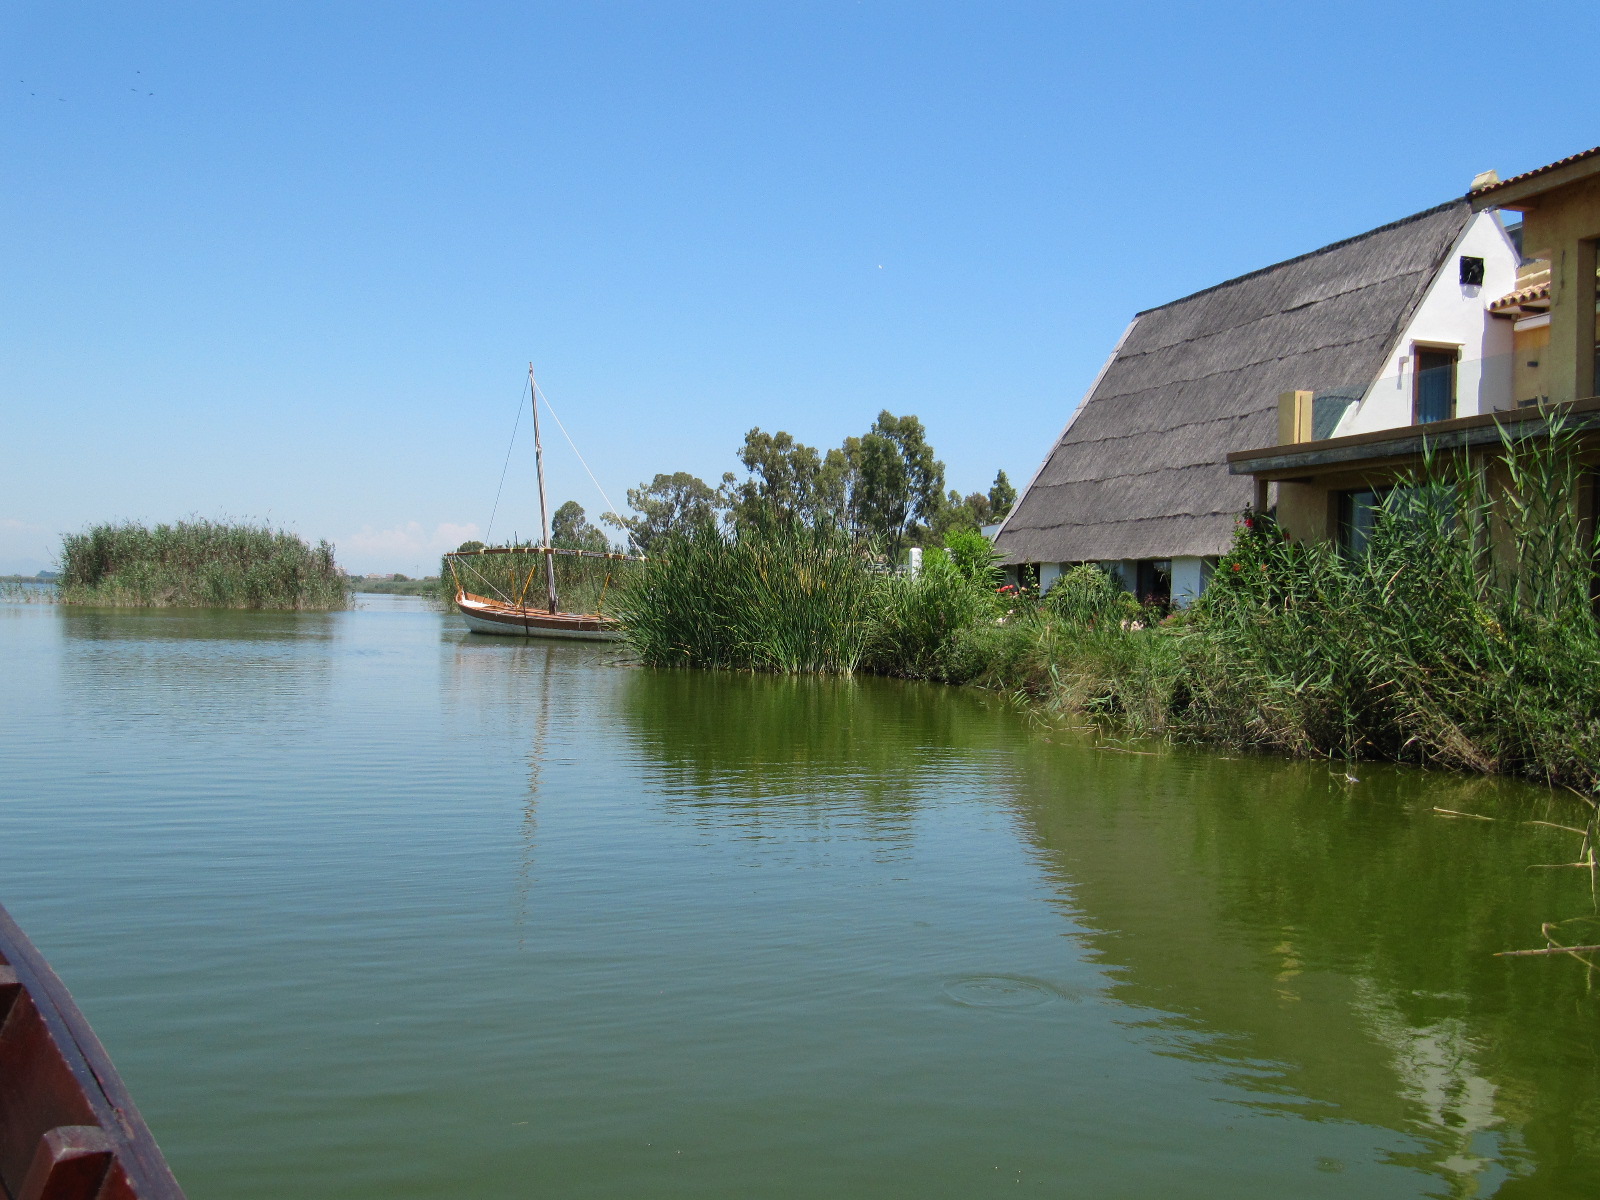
[2,597,1597,1198]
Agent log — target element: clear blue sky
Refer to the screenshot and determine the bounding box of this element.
[4,1,1596,573]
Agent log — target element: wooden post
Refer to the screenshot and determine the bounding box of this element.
[1277,390,1313,445]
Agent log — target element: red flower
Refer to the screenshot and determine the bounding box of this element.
[1231,562,1242,572]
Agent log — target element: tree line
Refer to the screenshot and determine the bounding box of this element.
[575,411,1015,557]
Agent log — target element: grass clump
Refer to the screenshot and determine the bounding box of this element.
[60,520,347,610]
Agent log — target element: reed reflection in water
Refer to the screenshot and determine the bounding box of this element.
[0,596,1593,1198]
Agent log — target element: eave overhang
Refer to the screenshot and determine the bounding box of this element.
[1226,397,1600,480]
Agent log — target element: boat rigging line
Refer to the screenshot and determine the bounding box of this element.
[483,370,531,546]
[531,380,638,554]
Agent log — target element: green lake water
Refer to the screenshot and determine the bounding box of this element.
[1,596,1597,1198]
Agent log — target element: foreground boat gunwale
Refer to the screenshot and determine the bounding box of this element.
[0,901,185,1200]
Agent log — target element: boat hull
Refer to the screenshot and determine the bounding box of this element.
[455,591,623,641]
[0,901,186,1199]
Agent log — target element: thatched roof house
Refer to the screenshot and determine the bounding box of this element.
[995,197,1519,602]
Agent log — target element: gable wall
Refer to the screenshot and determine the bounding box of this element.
[1332,212,1519,436]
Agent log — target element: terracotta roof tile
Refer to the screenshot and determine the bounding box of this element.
[1472,146,1600,196]
[1489,279,1551,312]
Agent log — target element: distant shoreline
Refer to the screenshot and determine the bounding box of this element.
[349,577,441,597]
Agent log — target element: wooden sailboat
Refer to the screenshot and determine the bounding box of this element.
[447,366,635,641]
[0,900,186,1199]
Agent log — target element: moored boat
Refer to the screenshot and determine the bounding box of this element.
[454,583,624,640]
[446,365,640,642]
[0,901,185,1200]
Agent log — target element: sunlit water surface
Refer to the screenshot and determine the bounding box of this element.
[2,597,1597,1198]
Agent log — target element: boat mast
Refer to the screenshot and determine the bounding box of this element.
[529,363,559,614]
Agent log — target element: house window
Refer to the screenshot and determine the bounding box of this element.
[1135,559,1172,606]
[1459,256,1485,286]
[1338,488,1386,555]
[1413,347,1458,424]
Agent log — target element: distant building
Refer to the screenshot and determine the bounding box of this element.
[996,190,1521,603]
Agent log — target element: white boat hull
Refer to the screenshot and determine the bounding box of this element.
[454,590,623,641]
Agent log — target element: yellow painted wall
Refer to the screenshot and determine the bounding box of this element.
[1513,322,1550,407]
[1274,481,1332,544]
[1518,177,1600,402]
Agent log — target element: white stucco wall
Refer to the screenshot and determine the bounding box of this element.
[1333,212,1519,437]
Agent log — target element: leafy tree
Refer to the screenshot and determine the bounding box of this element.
[988,469,1017,522]
[551,500,610,553]
[843,411,945,557]
[724,429,832,528]
[931,488,1002,542]
[455,539,486,553]
[943,528,1002,587]
[604,472,722,553]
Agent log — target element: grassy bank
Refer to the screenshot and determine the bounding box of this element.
[60,520,347,610]
[618,432,1600,795]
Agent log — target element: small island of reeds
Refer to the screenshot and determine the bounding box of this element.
[59,520,347,610]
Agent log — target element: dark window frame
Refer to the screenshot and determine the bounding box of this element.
[1412,344,1459,425]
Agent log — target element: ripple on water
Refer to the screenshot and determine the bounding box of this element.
[942,975,1078,1010]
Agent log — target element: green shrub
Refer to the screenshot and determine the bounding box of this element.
[1044,563,1141,626]
[866,551,996,679]
[942,528,1003,588]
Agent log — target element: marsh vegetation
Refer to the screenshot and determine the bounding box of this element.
[59,520,347,610]
[619,428,1600,796]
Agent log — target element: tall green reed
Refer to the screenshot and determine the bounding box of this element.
[1192,421,1600,790]
[59,520,346,610]
[615,518,884,673]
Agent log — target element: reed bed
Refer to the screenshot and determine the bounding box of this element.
[615,427,1600,793]
[616,520,881,673]
[59,520,347,610]
[1186,429,1600,790]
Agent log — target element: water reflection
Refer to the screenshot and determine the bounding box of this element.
[616,666,1600,1196]
[615,668,1016,848]
[56,606,336,738]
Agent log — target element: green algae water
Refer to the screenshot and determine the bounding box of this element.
[1,596,1596,1198]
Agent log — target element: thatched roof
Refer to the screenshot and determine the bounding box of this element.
[995,200,1472,565]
